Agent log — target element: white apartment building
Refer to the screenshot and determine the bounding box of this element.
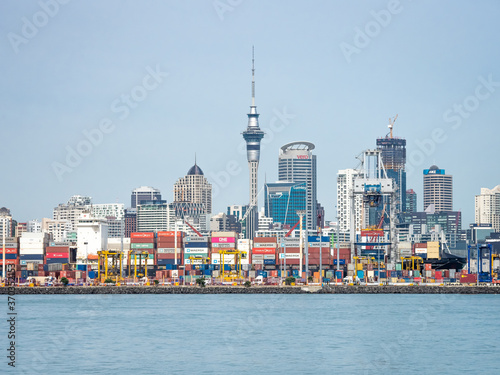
[475,185,500,232]
[337,169,364,233]
[41,218,72,242]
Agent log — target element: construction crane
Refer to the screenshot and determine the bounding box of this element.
[184,219,203,237]
[388,114,398,138]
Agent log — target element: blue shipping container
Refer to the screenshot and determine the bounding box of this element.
[88,271,97,279]
[307,236,330,243]
[76,264,87,271]
[262,271,268,278]
[333,259,346,265]
[20,254,44,260]
[264,259,276,265]
[184,242,209,248]
[4,254,17,260]
[46,258,69,264]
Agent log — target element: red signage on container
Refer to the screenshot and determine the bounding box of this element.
[46,252,68,258]
[131,232,154,239]
[3,248,18,254]
[252,248,276,254]
[157,231,182,237]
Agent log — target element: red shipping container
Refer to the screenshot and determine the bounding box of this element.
[2,248,18,254]
[0,259,19,265]
[131,232,155,239]
[130,238,155,243]
[157,253,180,259]
[185,265,192,271]
[46,252,69,258]
[252,248,276,254]
[460,274,477,283]
[157,231,183,238]
[46,246,70,253]
[253,236,277,242]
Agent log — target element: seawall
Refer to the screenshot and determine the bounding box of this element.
[2,285,500,294]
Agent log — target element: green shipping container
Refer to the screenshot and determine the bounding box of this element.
[131,243,154,249]
[395,263,402,271]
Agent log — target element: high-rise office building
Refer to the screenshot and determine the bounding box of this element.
[173,161,212,214]
[405,189,417,213]
[475,185,500,232]
[242,49,264,239]
[264,181,306,228]
[376,136,406,213]
[278,141,317,230]
[337,169,364,233]
[423,165,453,212]
[136,200,171,232]
[131,186,162,209]
[124,208,137,237]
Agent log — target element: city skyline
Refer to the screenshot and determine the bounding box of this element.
[2,1,500,225]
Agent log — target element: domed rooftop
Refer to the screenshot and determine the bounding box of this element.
[187,163,204,176]
[429,165,439,170]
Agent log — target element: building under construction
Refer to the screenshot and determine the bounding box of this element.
[376,115,407,215]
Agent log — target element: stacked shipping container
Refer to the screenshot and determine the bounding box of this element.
[130,232,156,267]
[211,231,236,265]
[0,237,19,266]
[253,237,277,268]
[184,235,209,265]
[20,233,48,266]
[157,231,183,266]
[45,244,70,265]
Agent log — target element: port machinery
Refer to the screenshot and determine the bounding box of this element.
[219,249,244,282]
[350,149,398,263]
[97,250,124,284]
[128,250,150,281]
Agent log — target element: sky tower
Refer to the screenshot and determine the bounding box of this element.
[242,47,264,239]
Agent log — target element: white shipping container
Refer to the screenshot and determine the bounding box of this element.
[252,260,264,265]
[279,253,300,259]
[20,249,45,255]
[184,248,208,254]
[264,254,276,260]
[253,242,277,248]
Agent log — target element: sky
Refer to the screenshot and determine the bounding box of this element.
[1,0,499,225]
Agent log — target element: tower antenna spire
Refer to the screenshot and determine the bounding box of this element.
[251,46,255,106]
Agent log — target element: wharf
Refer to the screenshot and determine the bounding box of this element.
[2,285,500,294]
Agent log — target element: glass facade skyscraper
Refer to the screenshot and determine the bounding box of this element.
[264,181,306,228]
[278,142,317,230]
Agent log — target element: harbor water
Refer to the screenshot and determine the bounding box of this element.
[3,294,500,374]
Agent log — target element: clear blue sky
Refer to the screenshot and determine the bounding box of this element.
[1,0,499,225]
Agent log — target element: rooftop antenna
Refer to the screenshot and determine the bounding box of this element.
[251,46,255,106]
